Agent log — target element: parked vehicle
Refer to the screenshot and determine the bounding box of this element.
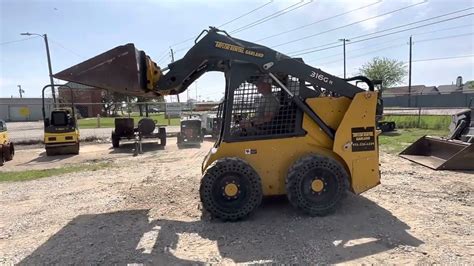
[0,119,14,166]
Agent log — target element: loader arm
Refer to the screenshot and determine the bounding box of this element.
[54,27,368,99]
[154,28,367,98]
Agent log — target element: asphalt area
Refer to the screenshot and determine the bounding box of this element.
[0,138,472,264]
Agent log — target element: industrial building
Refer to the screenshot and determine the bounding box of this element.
[0,97,54,122]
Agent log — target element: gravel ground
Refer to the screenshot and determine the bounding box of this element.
[0,141,472,264]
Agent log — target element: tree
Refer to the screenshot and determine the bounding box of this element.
[101,91,128,116]
[358,57,407,90]
[466,80,474,90]
[136,95,165,117]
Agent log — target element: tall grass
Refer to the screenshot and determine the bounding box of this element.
[383,115,451,130]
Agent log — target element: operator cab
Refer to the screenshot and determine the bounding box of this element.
[225,72,308,141]
[44,108,76,133]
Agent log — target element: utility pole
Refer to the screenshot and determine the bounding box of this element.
[195,81,198,101]
[169,48,180,103]
[338,38,350,79]
[44,34,55,103]
[408,36,413,107]
[170,48,175,62]
[17,85,24,98]
[20,32,56,103]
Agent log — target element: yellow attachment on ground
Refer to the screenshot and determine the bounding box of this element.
[311,179,324,192]
[224,183,239,197]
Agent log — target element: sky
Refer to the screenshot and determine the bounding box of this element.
[1,0,473,101]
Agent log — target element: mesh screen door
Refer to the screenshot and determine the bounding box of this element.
[229,75,299,138]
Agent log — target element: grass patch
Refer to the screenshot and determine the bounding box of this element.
[78,113,180,129]
[379,128,449,153]
[383,115,451,130]
[0,162,111,182]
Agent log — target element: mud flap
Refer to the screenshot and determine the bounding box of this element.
[399,136,474,170]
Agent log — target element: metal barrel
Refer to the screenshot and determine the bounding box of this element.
[399,136,474,170]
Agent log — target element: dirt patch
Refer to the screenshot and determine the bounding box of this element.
[0,141,472,264]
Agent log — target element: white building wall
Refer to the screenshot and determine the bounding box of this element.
[0,98,54,122]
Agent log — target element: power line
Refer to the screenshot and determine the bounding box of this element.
[170,1,275,47]
[309,31,474,64]
[411,54,474,62]
[317,43,406,65]
[348,13,474,45]
[292,12,474,56]
[255,0,382,42]
[230,0,313,34]
[155,49,171,64]
[273,0,428,48]
[0,36,39,45]
[416,32,474,43]
[411,23,474,36]
[289,6,473,55]
[49,39,84,59]
[306,36,404,62]
[218,0,274,28]
[317,32,474,66]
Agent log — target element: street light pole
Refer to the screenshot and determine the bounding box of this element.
[408,36,413,108]
[43,34,56,103]
[20,32,56,103]
[338,38,350,79]
[17,85,23,98]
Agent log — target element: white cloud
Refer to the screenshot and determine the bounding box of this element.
[341,0,390,31]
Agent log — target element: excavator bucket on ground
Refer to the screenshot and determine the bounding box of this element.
[400,105,474,171]
[399,136,474,170]
[54,44,159,97]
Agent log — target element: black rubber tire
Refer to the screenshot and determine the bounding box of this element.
[158,127,167,146]
[73,143,80,155]
[176,133,182,144]
[5,142,14,161]
[200,157,262,221]
[286,154,348,216]
[111,131,120,148]
[45,147,56,156]
[0,145,5,166]
[160,136,167,146]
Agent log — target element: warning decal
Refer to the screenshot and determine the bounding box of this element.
[351,127,375,152]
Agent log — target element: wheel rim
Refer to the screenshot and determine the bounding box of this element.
[224,183,239,197]
[311,179,324,192]
[211,173,249,210]
[301,168,338,204]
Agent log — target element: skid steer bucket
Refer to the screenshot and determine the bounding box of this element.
[54,44,155,97]
[399,136,474,170]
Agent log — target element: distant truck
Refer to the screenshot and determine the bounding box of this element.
[177,114,204,147]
